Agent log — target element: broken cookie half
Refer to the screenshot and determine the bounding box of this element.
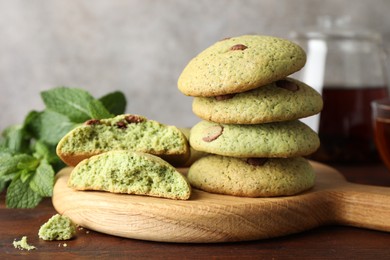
[56,114,190,167]
[68,150,192,200]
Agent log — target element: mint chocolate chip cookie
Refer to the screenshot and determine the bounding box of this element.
[178,35,306,97]
[187,155,315,197]
[56,114,189,166]
[192,78,323,124]
[68,150,192,200]
[189,120,319,158]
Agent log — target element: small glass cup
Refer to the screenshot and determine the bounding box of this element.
[372,98,390,170]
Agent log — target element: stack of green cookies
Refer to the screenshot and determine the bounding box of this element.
[178,35,323,197]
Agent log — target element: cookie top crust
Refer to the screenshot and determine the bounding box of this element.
[178,35,306,97]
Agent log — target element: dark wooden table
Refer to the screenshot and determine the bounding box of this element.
[2,162,390,259]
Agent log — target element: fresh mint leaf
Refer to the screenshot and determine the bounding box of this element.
[33,141,61,166]
[0,150,13,161]
[0,152,36,193]
[20,169,33,183]
[17,155,39,172]
[27,110,78,146]
[88,99,113,119]
[38,109,78,145]
[1,125,29,153]
[29,159,54,197]
[0,174,13,192]
[0,153,34,177]
[41,87,95,122]
[99,91,127,115]
[23,110,43,140]
[30,140,64,173]
[6,174,42,208]
[33,140,51,160]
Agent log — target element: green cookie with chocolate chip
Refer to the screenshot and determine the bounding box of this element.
[192,78,323,124]
[56,114,189,167]
[189,120,319,158]
[187,155,315,197]
[178,35,306,97]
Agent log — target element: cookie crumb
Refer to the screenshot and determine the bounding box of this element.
[38,214,76,241]
[13,236,36,251]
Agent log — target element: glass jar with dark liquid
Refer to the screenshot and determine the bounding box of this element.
[291,17,389,164]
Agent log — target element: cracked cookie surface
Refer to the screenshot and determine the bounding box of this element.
[178,35,306,97]
[192,78,323,124]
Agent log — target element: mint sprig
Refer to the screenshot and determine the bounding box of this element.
[41,87,96,122]
[6,174,43,208]
[0,87,127,208]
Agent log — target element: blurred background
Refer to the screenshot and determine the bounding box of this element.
[1,0,390,129]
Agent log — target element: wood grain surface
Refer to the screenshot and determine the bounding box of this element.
[52,161,390,243]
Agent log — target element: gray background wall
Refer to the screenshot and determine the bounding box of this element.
[1,0,389,129]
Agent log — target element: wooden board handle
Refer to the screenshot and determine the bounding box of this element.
[332,183,390,231]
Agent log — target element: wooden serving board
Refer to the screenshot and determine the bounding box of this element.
[52,161,390,243]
